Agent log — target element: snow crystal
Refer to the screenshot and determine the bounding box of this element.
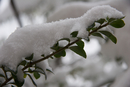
[0,5,124,77]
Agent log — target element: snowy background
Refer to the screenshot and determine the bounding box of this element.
[0,0,130,87]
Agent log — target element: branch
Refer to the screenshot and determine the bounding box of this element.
[88,22,109,36]
[0,22,109,87]
[22,22,109,70]
[1,66,8,80]
[22,38,81,71]
[0,77,13,87]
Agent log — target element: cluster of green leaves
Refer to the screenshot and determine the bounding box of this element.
[87,17,125,44]
[0,54,53,87]
[51,32,86,59]
[0,65,24,87]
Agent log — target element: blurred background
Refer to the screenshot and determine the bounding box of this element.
[0,0,129,87]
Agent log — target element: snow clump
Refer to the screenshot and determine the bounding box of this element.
[0,5,124,73]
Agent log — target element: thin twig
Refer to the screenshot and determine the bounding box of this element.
[89,22,109,36]
[1,66,8,80]
[0,77,13,87]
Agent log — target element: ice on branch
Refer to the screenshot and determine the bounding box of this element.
[0,5,124,73]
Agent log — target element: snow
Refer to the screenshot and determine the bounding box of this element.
[0,5,124,80]
[47,0,126,23]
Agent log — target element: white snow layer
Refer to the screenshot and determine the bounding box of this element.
[0,5,124,72]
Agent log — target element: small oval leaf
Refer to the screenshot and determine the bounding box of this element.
[76,40,84,48]
[87,23,95,31]
[51,42,59,50]
[70,31,78,37]
[19,60,27,66]
[69,46,87,58]
[33,72,40,79]
[25,53,34,60]
[54,49,66,58]
[27,74,37,86]
[96,18,105,24]
[99,31,117,44]
[92,32,104,39]
[46,69,54,74]
[110,19,125,28]
[108,18,116,22]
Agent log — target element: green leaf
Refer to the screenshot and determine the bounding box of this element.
[91,28,97,31]
[9,69,24,87]
[19,60,27,66]
[54,49,66,58]
[69,46,87,58]
[96,18,105,24]
[35,66,47,80]
[87,23,95,31]
[51,42,59,50]
[51,42,66,58]
[8,82,16,86]
[99,31,117,44]
[0,74,5,78]
[85,37,90,42]
[59,38,70,43]
[76,40,84,48]
[27,74,37,86]
[106,16,109,21]
[33,72,40,79]
[24,74,27,78]
[50,56,54,59]
[25,53,34,60]
[41,54,44,57]
[28,68,33,73]
[108,18,116,22]
[35,66,45,73]
[46,69,54,74]
[11,85,15,87]
[14,79,24,87]
[38,70,47,80]
[5,67,17,75]
[71,31,78,37]
[92,32,104,38]
[110,19,125,28]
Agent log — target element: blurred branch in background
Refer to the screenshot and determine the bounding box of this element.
[10,0,22,27]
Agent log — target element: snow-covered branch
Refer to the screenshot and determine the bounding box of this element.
[0,5,125,87]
